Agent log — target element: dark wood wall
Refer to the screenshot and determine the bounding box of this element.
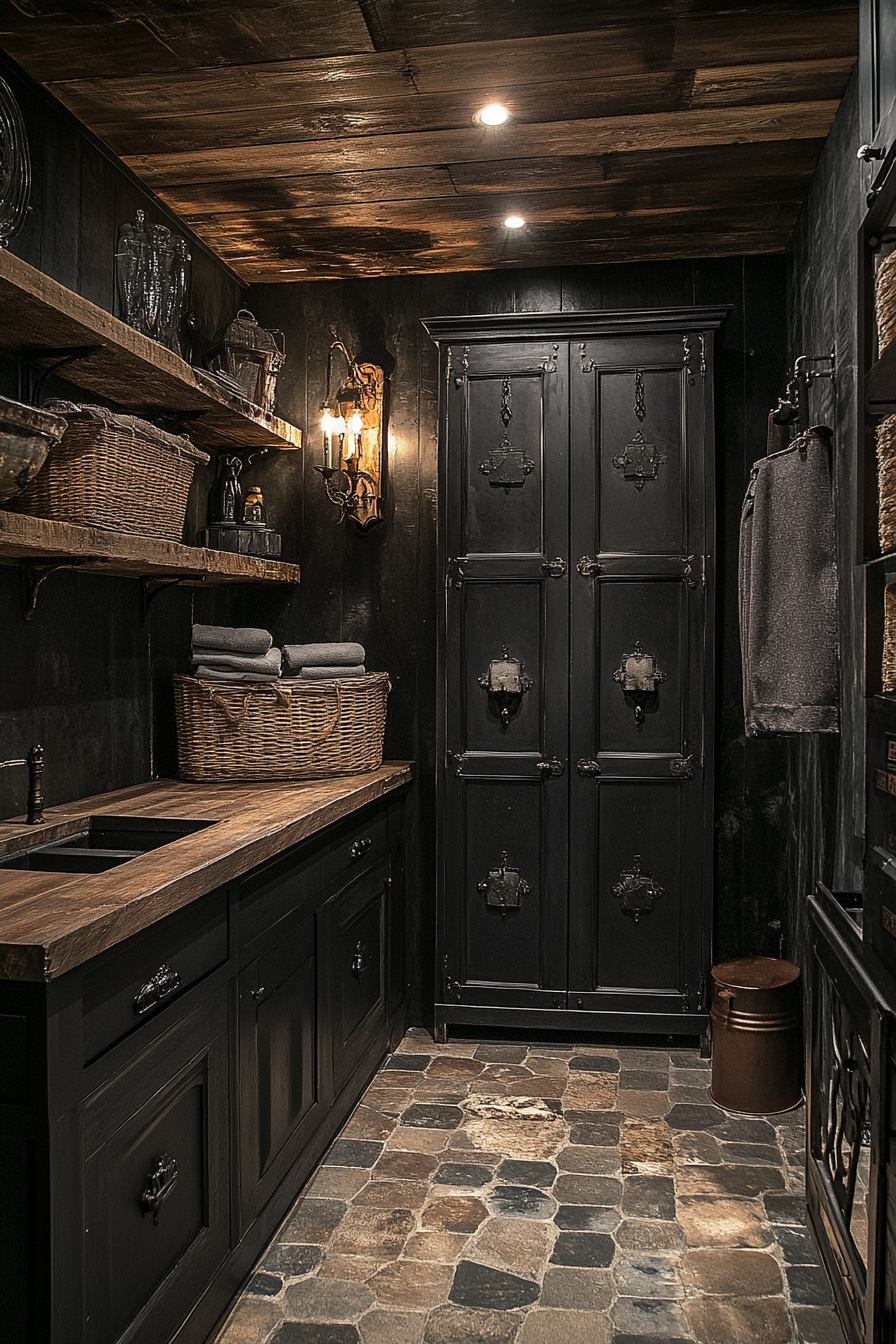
[786,70,864,973]
[0,54,244,821]
[249,257,790,1023]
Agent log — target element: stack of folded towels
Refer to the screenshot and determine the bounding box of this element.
[191,625,282,682]
[282,642,366,679]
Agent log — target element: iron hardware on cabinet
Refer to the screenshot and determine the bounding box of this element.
[577,759,601,777]
[479,435,536,489]
[478,646,532,728]
[351,940,370,978]
[134,964,181,1016]
[350,836,372,861]
[140,1153,178,1225]
[541,557,566,577]
[250,986,266,1001]
[478,850,529,912]
[576,556,601,577]
[447,557,465,588]
[613,640,666,730]
[612,855,664,923]
[537,757,564,778]
[670,754,696,779]
[857,143,886,161]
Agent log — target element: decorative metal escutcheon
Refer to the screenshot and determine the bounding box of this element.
[613,640,666,730]
[670,754,696,779]
[140,1153,179,1225]
[576,556,601,577]
[479,434,536,488]
[478,646,532,728]
[612,429,669,491]
[612,855,664,923]
[542,557,567,577]
[478,851,529,911]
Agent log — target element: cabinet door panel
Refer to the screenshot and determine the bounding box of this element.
[464,371,547,555]
[462,580,543,753]
[326,861,389,1098]
[597,579,685,754]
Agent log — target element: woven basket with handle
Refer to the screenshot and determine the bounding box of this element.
[173,672,390,781]
[877,251,896,358]
[877,414,896,554]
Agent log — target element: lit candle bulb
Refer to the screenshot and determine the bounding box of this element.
[332,415,347,466]
[320,410,335,468]
[346,411,363,464]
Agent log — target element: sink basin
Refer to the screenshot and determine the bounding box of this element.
[0,815,217,874]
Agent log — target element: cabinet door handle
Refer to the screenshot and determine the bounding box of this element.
[537,757,564,778]
[352,940,370,978]
[133,964,181,1015]
[250,986,266,1001]
[139,1153,178,1225]
[350,837,373,862]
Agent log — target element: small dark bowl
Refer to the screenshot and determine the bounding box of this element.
[0,395,67,503]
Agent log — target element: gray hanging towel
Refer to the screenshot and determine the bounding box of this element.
[739,426,839,735]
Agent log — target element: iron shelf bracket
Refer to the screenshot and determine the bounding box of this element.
[20,558,90,620]
[12,344,104,401]
[141,574,205,621]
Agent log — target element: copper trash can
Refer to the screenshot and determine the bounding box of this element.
[709,957,802,1113]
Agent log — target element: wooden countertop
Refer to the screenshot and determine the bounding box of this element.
[0,764,412,983]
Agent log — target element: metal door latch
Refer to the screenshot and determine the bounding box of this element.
[478,851,529,911]
[537,757,564,777]
[577,759,600,776]
[351,940,370,977]
[613,640,666,730]
[478,647,532,727]
[576,556,601,576]
[140,1154,178,1225]
[541,557,566,577]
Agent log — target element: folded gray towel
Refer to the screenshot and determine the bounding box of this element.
[192,624,272,655]
[191,648,282,675]
[194,666,280,683]
[282,642,365,673]
[298,665,366,679]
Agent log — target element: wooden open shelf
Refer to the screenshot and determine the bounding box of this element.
[0,510,301,585]
[0,249,302,452]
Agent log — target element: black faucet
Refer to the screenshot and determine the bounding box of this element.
[0,744,45,824]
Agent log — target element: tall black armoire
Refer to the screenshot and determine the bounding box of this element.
[422,308,726,1039]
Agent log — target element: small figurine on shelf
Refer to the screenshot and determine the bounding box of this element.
[243,486,267,526]
[206,455,243,526]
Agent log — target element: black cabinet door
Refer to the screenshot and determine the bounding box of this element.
[568,330,714,1021]
[80,988,229,1344]
[238,911,323,1229]
[860,1,896,177]
[325,859,390,1098]
[442,338,570,1009]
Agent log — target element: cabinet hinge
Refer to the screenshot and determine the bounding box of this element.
[447,557,465,588]
[681,976,706,1014]
[442,954,461,1002]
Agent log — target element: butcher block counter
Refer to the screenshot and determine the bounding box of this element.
[0,761,411,981]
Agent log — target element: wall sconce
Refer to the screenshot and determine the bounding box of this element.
[314,334,385,530]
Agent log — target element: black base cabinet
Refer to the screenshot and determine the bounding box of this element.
[0,790,407,1344]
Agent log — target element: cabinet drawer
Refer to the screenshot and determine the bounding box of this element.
[328,807,389,887]
[81,889,228,1065]
[326,860,390,1097]
[238,838,328,961]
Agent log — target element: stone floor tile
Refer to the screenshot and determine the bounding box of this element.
[216,1298,283,1343]
[385,1128,451,1154]
[558,1145,623,1175]
[568,1121,620,1147]
[427,1057,486,1081]
[248,1272,283,1296]
[613,1252,684,1299]
[387,1054,430,1071]
[671,1131,722,1166]
[550,1231,615,1267]
[329,1208,416,1258]
[284,1279,374,1321]
[386,1070,439,1089]
[526,1057,570,1079]
[669,1085,712,1105]
[343,1108,399,1141]
[791,1305,848,1343]
[611,1337,690,1344]
[488,1184,555,1219]
[786,1263,834,1306]
[372,1150,439,1182]
[353,1179,430,1208]
[472,1216,553,1278]
[273,1324,359,1344]
[517,1308,613,1343]
[553,1173,621,1205]
[616,1049,671,1070]
[612,1296,689,1337]
[774,1224,820,1264]
[763,1192,807,1224]
[681,1247,783,1296]
[528,1046,575,1058]
[712,1117,777,1143]
[305,1168,371,1200]
[621,1175,676,1220]
[402,1232,470,1263]
[432,1162,494,1188]
[449,1260,540,1309]
[497,1158,557,1187]
[421,1196,489,1233]
[665,1103,723,1131]
[564,1073,618,1111]
[280,1199,347,1244]
[684,1294,792,1344]
[569,1054,621,1073]
[422,1304,524,1343]
[555,1205,620,1233]
[367,1260,453,1308]
[675,1163,784,1199]
[318,1256,390,1283]
[669,1068,711,1085]
[262,1245,323,1277]
[616,1090,670,1118]
[540,1265,613,1310]
[475,1044,530,1064]
[614,1219,686,1252]
[619,1118,674,1175]
[720,1141,785,1166]
[401,1104,465,1130]
[462,1115,570,1161]
[619,1070,669,1091]
[358,1309,426,1344]
[676,1196,773,1248]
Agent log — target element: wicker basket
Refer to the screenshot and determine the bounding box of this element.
[9,403,209,540]
[884,589,896,693]
[877,251,896,358]
[878,415,896,553]
[173,672,390,781]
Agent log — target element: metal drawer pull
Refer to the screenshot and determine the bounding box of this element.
[140,1153,178,1225]
[133,964,181,1015]
[352,940,370,978]
[350,837,373,862]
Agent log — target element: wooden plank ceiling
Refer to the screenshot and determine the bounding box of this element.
[1,1,858,282]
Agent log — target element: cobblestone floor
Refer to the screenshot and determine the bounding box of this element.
[213,1031,846,1344]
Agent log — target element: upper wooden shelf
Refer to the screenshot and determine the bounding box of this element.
[0,249,302,452]
[867,341,896,416]
[0,510,301,586]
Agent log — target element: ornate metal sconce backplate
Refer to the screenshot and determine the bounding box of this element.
[479,435,536,489]
[478,850,529,912]
[479,646,532,728]
[612,854,663,923]
[613,640,666,730]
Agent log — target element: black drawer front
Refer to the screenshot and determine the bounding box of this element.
[328,808,389,887]
[238,838,328,960]
[327,860,389,1097]
[81,889,228,1064]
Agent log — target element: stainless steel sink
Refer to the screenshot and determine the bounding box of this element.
[0,815,217,873]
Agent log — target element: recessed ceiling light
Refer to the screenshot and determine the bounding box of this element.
[474,103,511,126]
[504,215,526,229]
